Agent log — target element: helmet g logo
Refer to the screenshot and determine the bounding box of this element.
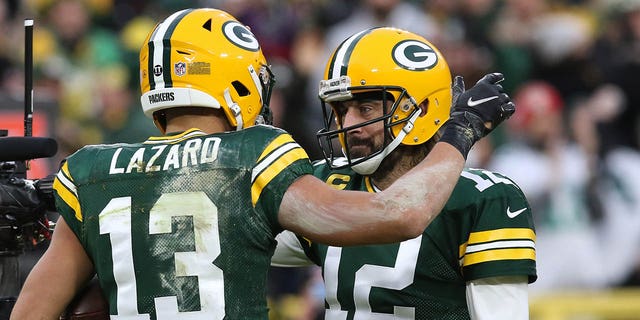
[222,21,259,52]
[392,40,438,71]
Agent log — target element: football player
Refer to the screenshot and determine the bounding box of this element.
[272,27,536,320]
[10,10,513,320]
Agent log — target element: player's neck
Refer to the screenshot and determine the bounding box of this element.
[370,143,431,190]
[165,114,233,135]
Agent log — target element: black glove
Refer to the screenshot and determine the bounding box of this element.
[0,178,47,224]
[440,73,516,159]
[451,75,465,107]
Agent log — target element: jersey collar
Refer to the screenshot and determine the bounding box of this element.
[144,128,207,144]
[364,176,382,193]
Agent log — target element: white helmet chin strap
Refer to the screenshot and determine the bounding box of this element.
[224,88,244,131]
[351,110,421,175]
[223,65,265,131]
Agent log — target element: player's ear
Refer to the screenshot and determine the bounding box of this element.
[418,99,429,117]
[153,112,167,134]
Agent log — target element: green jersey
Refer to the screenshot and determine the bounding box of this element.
[287,163,536,320]
[52,126,312,319]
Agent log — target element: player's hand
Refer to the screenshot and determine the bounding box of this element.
[439,73,516,159]
[454,72,515,133]
[451,75,465,107]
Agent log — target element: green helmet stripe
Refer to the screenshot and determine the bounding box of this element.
[148,8,193,90]
[147,41,155,90]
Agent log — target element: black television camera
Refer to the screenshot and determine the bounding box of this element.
[0,17,61,318]
[0,129,58,317]
[0,129,57,257]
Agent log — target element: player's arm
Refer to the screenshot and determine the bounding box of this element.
[466,276,529,320]
[279,142,464,246]
[279,73,515,246]
[10,216,94,320]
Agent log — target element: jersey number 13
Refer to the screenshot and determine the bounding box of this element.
[99,192,224,319]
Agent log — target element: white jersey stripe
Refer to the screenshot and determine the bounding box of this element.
[464,240,535,255]
[251,142,300,182]
[56,170,78,197]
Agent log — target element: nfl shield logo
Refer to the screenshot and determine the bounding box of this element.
[174,62,186,77]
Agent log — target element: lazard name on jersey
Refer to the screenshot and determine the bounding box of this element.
[109,136,221,174]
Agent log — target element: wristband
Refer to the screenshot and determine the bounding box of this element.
[439,111,485,159]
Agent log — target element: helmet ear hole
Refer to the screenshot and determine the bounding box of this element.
[232,81,250,96]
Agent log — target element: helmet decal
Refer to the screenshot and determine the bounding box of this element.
[222,21,260,51]
[174,61,186,77]
[147,8,193,91]
[153,64,163,77]
[392,40,438,71]
[327,28,373,79]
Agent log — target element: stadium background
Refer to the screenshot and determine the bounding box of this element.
[1,0,640,319]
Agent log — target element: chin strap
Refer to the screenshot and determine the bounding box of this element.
[351,109,421,175]
[248,65,263,100]
[222,65,269,131]
[224,88,243,131]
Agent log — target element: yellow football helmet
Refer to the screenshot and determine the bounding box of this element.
[317,27,452,174]
[139,8,274,130]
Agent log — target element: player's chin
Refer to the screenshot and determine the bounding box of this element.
[348,145,373,159]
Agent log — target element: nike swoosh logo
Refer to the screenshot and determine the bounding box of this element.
[506,207,527,218]
[467,96,499,107]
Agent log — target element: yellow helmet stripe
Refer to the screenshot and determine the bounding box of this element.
[148,8,193,90]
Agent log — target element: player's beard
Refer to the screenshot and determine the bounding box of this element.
[371,133,439,186]
[346,135,381,159]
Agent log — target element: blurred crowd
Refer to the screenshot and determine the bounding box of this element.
[1,0,640,319]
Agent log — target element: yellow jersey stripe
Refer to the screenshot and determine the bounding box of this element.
[144,128,206,144]
[53,163,82,222]
[364,176,375,193]
[257,134,296,162]
[469,228,535,244]
[462,248,536,267]
[459,228,536,258]
[60,161,71,178]
[252,139,302,182]
[251,147,307,206]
